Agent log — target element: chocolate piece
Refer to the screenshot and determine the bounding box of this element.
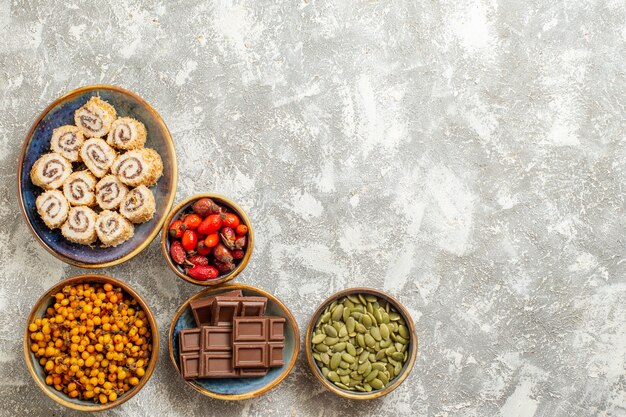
[238,367,269,377]
[190,289,243,326]
[239,297,268,316]
[179,328,202,353]
[202,326,232,351]
[201,352,238,378]
[180,353,200,379]
[268,317,286,341]
[234,343,268,368]
[211,297,241,326]
[233,317,267,342]
[268,343,284,367]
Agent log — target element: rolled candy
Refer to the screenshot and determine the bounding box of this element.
[63,171,97,206]
[119,185,156,224]
[61,206,98,245]
[111,148,163,187]
[74,96,117,138]
[96,210,134,247]
[30,153,72,190]
[80,138,117,178]
[50,125,84,162]
[95,175,128,210]
[36,190,69,229]
[107,117,147,150]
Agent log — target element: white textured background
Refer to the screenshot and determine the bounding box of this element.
[1,1,626,416]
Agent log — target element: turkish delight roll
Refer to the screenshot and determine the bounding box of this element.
[30,153,72,190]
[61,206,98,245]
[74,96,117,138]
[50,125,84,162]
[119,185,156,224]
[80,138,117,178]
[36,190,69,229]
[95,175,128,210]
[63,171,97,206]
[111,148,163,187]
[107,117,147,150]
[96,210,134,247]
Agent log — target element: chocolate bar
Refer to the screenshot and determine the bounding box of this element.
[233,316,285,369]
[190,289,243,326]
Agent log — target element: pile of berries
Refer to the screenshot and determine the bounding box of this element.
[168,197,249,281]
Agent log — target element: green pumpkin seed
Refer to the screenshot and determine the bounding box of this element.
[357,361,371,375]
[324,325,338,338]
[339,361,350,369]
[364,334,376,347]
[386,363,394,375]
[313,352,321,361]
[375,349,387,361]
[357,334,366,348]
[315,343,328,352]
[346,343,357,356]
[392,352,405,361]
[364,369,379,382]
[351,311,363,320]
[321,366,330,377]
[320,312,331,324]
[370,326,382,341]
[355,323,367,333]
[330,353,342,370]
[380,323,390,340]
[389,312,401,321]
[346,317,356,334]
[347,295,361,304]
[344,299,355,309]
[380,339,392,349]
[362,315,372,328]
[337,368,351,375]
[312,334,326,344]
[328,371,340,382]
[333,342,346,352]
[382,312,390,324]
[368,353,376,363]
[324,337,338,346]
[350,371,362,380]
[385,345,396,355]
[394,362,402,376]
[338,326,348,338]
[373,308,383,324]
[395,342,404,352]
[395,335,408,344]
[320,352,330,364]
[378,371,389,385]
[370,378,384,390]
[365,295,377,302]
[398,324,409,339]
[372,362,386,372]
[334,382,350,390]
[355,385,366,392]
[342,306,351,322]
[340,375,350,385]
[366,302,374,315]
[358,294,367,305]
[363,382,372,392]
[332,305,344,322]
[359,350,369,364]
[341,352,356,364]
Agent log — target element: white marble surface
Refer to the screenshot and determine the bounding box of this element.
[1,0,626,416]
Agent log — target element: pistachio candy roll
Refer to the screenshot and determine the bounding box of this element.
[61,206,98,245]
[107,117,147,150]
[74,96,117,138]
[95,175,128,210]
[96,210,134,247]
[63,171,97,206]
[30,153,72,190]
[36,190,69,229]
[111,148,163,187]
[119,185,155,224]
[80,138,117,178]
[50,125,84,162]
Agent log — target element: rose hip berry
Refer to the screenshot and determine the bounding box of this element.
[181,230,198,251]
[223,213,240,229]
[170,241,186,264]
[192,198,222,217]
[169,220,184,239]
[220,227,236,250]
[204,234,219,248]
[198,214,223,235]
[235,224,248,235]
[186,265,219,280]
[187,254,209,266]
[182,214,203,230]
[196,240,211,256]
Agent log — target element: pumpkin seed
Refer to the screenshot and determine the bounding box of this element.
[344,299,355,309]
[364,369,379,382]
[372,362,386,372]
[342,306,351,322]
[398,324,409,339]
[339,361,350,369]
[346,317,356,334]
[363,382,372,392]
[355,323,367,333]
[338,326,348,338]
[313,352,321,361]
[364,334,376,348]
[332,305,344,322]
[357,334,365,348]
[394,362,402,376]
[312,334,326,344]
[389,312,401,321]
[366,302,374,315]
[341,352,356,364]
[370,378,384,390]
[340,375,350,385]
[362,315,372,328]
[365,295,377,302]
[392,352,405,361]
[347,295,361,304]
[380,339,392,349]
[350,371,362,380]
[333,342,347,352]
[358,294,367,305]
[380,323,390,340]
[359,350,369,364]
[373,308,383,324]
[346,343,357,356]
[320,352,330,364]
[334,382,350,390]
[395,335,408,345]
[355,385,366,392]
[324,325,338,338]
[378,371,389,385]
[375,350,387,361]
[368,353,376,363]
[328,371,340,382]
[357,361,371,375]
[330,353,342,370]
[324,337,338,346]
[370,326,382,341]
[315,343,328,352]
[337,368,351,376]
[382,312,390,324]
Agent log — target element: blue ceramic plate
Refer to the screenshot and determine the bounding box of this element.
[169,284,300,400]
[18,85,177,268]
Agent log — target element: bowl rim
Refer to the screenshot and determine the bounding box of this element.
[304,287,418,400]
[167,283,300,400]
[17,84,178,269]
[160,193,254,286]
[22,273,160,412]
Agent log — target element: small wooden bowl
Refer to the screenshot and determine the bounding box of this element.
[23,274,159,412]
[168,283,300,400]
[305,287,418,400]
[161,193,254,286]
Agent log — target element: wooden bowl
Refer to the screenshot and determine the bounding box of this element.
[161,194,254,286]
[305,287,418,400]
[17,85,178,268]
[23,274,159,411]
[168,284,299,400]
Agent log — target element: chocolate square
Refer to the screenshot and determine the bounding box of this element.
[202,326,232,351]
[267,343,284,367]
[239,297,268,316]
[233,317,267,342]
[201,352,237,378]
[211,298,241,326]
[179,328,202,353]
[268,317,286,341]
[180,353,200,379]
[190,290,243,326]
[234,343,268,368]
[238,367,269,377]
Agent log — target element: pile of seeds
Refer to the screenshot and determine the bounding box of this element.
[311,293,410,392]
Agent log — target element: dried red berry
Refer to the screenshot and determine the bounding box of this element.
[181,230,198,251]
[213,243,233,263]
[183,213,203,230]
[187,265,219,281]
[220,227,236,250]
[213,260,235,273]
[234,235,247,250]
[169,220,184,239]
[232,249,245,260]
[198,214,223,235]
[223,213,241,229]
[192,198,222,217]
[169,241,186,264]
[196,240,211,256]
[187,255,209,266]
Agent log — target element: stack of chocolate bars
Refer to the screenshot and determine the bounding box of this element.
[179,290,286,379]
